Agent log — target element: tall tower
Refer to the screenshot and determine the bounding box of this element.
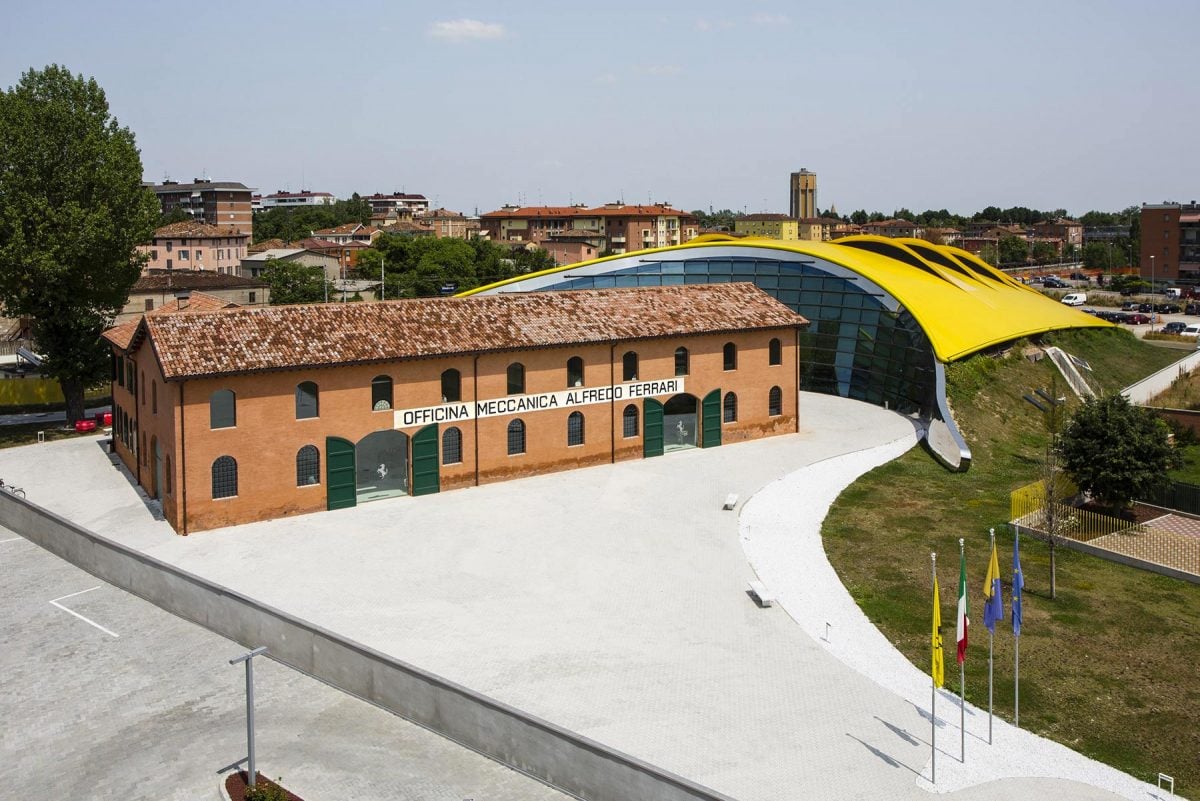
[789,168,817,219]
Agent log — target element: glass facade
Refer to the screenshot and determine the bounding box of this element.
[534,255,937,416]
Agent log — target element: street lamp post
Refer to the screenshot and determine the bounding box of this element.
[229,646,268,788]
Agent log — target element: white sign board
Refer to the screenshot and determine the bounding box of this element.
[394,378,685,430]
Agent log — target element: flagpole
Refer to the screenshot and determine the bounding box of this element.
[959,537,966,764]
[988,528,995,745]
[931,551,937,785]
[1013,524,1020,728]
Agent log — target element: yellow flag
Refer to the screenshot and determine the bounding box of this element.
[932,574,945,688]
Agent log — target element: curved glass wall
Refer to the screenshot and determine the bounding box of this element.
[533,253,937,417]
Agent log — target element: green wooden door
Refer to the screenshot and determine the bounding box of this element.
[702,389,722,448]
[411,424,440,496]
[643,398,664,458]
[326,436,356,510]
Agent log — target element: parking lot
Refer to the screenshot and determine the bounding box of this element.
[0,531,568,801]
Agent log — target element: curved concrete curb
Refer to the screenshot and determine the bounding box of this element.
[738,433,1167,799]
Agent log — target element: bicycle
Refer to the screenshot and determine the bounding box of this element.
[0,479,25,498]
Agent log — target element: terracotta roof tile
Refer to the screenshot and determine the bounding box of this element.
[153,221,248,239]
[133,271,267,292]
[130,284,805,381]
[103,291,240,350]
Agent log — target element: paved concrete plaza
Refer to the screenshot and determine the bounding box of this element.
[0,529,569,801]
[0,393,1164,800]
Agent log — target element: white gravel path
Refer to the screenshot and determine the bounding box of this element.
[739,435,1177,799]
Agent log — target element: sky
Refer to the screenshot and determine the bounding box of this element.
[2,0,1198,218]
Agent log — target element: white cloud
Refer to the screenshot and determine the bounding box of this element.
[641,64,683,77]
[427,19,506,42]
[750,12,791,25]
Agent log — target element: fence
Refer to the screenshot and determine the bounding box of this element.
[1141,480,1200,516]
[1010,479,1199,582]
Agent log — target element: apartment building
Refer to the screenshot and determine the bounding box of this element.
[258,190,336,209]
[1140,202,1200,282]
[365,192,430,217]
[734,214,799,240]
[480,203,698,254]
[151,179,254,236]
[138,222,250,275]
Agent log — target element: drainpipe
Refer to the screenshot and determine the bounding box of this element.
[473,355,480,486]
[610,342,616,463]
[180,381,188,535]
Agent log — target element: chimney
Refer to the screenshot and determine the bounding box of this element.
[175,289,191,309]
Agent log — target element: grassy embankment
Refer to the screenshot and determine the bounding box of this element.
[823,328,1200,790]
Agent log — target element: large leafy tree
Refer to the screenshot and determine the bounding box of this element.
[0,65,158,423]
[261,259,330,304]
[1058,394,1178,510]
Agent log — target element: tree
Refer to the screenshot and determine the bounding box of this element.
[262,259,330,304]
[0,65,159,424]
[1031,240,1058,263]
[158,207,193,227]
[1058,394,1179,510]
[998,234,1029,265]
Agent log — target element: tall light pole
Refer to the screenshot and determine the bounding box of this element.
[229,646,268,788]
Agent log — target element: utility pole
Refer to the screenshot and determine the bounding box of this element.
[229,647,268,788]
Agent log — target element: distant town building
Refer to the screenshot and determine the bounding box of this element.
[240,248,342,282]
[151,179,254,236]
[1141,201,1200,282]
[735,214,799,240]
[117,270,268,322]
[310,222,382,246]
[1031,218,1083,252]
[257,190,337,209]
[788,169,817,220]
[860,219,925,239]
[365,192,429,217]
[138,222,250,275]
[424,208,470,239]
[480,202,699,255]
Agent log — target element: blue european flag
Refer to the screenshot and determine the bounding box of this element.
[1012,531,1024,637]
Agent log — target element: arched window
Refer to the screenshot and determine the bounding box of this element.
[724,391,738,423]
[443,426,463,464]
[507,363,525,395]
[442,368,461,403]
[674,347,689,376]
[567,411,585,446]
[212,455,238,499]
[622,404,639,438]
[507,419,526,455]
[296,445,320,486]
[296,381,319,419]
[210,389,236,429]
[723,342,737,371]
[769,386,782,416]
[769,337,783,366]
[371,375,393,411]
[165,456,172,495]
[152,381,157,414]
[567,356,585,387]
[622,351,638,382]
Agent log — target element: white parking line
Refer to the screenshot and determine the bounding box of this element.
[49,586,119,638]
[0,537,26,544]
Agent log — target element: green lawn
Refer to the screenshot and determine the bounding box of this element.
[0,421,100,451]
[823,328,1200,791]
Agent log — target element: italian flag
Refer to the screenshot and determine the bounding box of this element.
[956,547,969,664]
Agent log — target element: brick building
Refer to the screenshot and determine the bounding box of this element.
[480,203,699,254]
[151,180,254,236]
[103,284,804,533]
[1141,202,1200,283]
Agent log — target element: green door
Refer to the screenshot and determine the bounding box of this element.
[326,436,356,510]
[702,389,722,448]
[643,398,664,458]
[411,424,440,496]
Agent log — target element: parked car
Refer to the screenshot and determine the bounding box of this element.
[1069,272,1088,281]
[1163,321,1188,335]
[1126,313,1150,324]
[1183,324,1200,338]
[1043,277,1068,288]
[1061,292,1087,306]
[1186,303,1200,315]
[1121,301,1140,311]
[1155,303,1181,314]
[1138,303,1155,313]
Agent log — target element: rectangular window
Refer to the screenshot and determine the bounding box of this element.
[196,249,203,260]
[249,292,257,303]
[144,299,154,311]
[179,250,189,260]
[166,259,173,269]
[151,250,158,261]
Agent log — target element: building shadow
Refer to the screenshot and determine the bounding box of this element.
[96,440,165,521]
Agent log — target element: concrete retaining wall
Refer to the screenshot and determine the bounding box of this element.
[1122,350,1200,405]
[0,492,734,801]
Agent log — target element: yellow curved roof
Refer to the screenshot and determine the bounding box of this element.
[462,235,1110,363]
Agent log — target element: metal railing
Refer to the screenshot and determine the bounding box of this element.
[1011,479,1199,579]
